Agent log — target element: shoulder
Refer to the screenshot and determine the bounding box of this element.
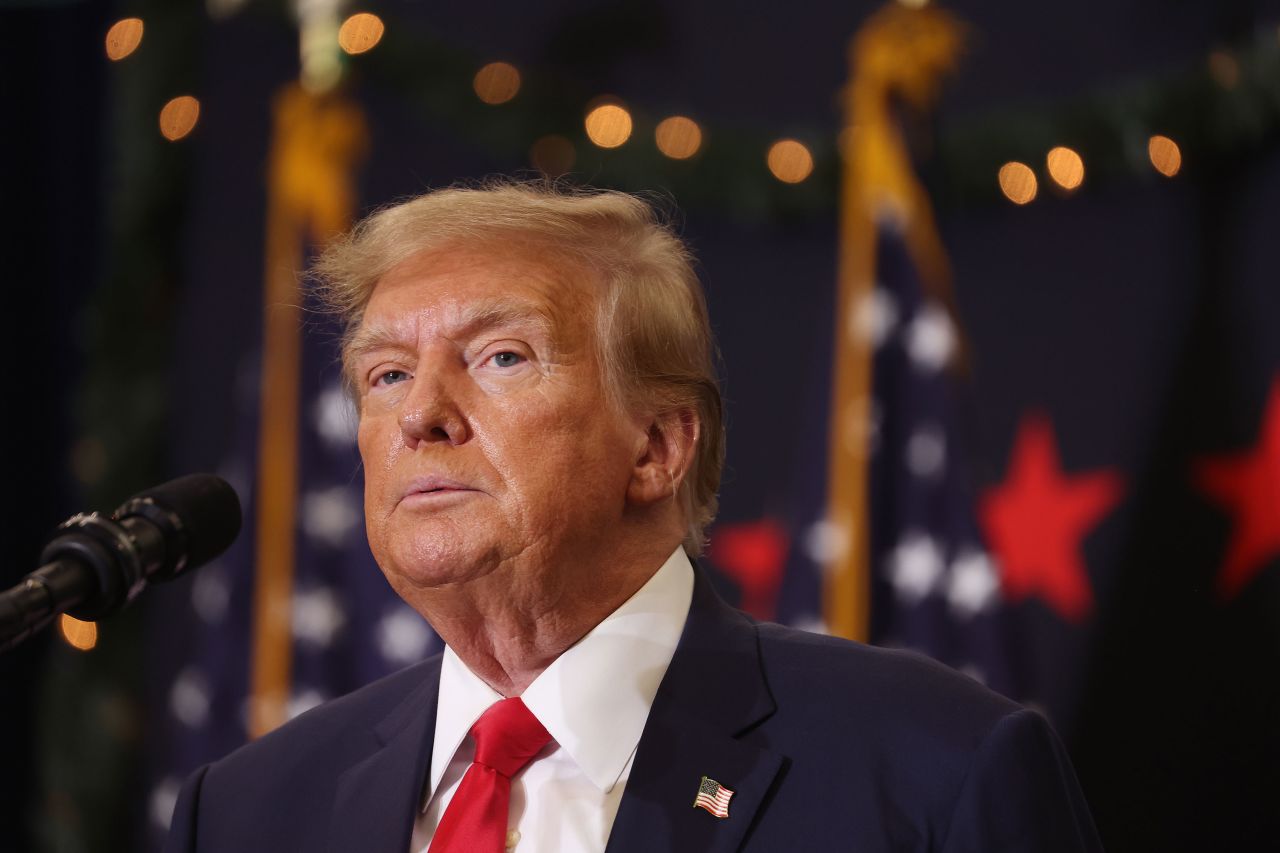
[753,620,1021,752]
[210,653,440,778]
[164,656,442,851]
[736,623,1100,850]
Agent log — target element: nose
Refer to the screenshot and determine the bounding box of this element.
[397,365,470,448]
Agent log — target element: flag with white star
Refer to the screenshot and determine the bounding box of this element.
[707,226,1017,699]
[858,228,1016,695]
[143,308,440,852]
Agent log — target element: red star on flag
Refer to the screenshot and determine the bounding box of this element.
[707,517,789,620]
[979,414,1123,622]
[1194,378,1280,601]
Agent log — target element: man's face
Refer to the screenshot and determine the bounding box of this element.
[352,243,643,601]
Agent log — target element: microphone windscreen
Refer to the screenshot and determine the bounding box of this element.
[122,474,243,578]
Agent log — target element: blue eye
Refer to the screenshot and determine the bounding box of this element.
[376,369,410,386]
[491,352,525,368]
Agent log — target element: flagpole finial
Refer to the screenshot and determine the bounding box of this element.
[294,0,349,93]
[848,2,965,126]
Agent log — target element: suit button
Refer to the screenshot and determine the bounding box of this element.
[505,829,521,849]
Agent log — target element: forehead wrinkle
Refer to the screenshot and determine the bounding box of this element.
[349,295,567,363]
[451,298,558,346]
[346,320,414,363]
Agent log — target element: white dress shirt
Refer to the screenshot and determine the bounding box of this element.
[410,547,695,853]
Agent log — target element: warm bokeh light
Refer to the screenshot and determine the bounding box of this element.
[1208,50,1239,89]
[159,96,200,141]
[998,161,1037,204]
[59,614,97,651]
[338,12,384,55]
[530,134,576,176]
[584,103,633,148]
[654,116,703,159]
[105,17,144,61]
[766,139,814,183]
[473,61,521,105]
[1046,146,1084,190]
[70,436,106,486]
[1148,135,1182,177]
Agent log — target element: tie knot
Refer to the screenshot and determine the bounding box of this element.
[469,698,551,779]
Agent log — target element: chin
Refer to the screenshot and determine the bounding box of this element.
[377,527,503,592]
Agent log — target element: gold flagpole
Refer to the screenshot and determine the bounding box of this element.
[823,1,964,642]
[248,6,368,738]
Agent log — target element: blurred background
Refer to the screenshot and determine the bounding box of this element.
[3,0,1280,850]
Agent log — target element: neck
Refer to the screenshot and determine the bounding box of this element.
[406,531,683,696]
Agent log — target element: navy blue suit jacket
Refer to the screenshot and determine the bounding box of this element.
[164,569,1102,852]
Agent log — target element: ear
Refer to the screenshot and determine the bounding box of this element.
[626,406,700,508]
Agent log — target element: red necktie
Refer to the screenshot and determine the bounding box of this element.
[429,697,551,853]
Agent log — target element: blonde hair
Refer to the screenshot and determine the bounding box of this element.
[310,179,724,555]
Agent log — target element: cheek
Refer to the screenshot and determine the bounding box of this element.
[496,400,634,500]
[358,416,403,498]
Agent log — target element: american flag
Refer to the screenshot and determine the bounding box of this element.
[765,226,1018,697]
[693,775,734,818]
[143,306,441,850]
[858,228,1016,698]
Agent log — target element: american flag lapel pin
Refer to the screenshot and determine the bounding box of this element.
[693,775,734,818]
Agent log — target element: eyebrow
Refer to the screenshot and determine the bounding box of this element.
[346,299,559,365]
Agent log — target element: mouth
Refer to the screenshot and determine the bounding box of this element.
[399,476,479,504]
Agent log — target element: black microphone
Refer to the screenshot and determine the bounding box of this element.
[0,474,242,651]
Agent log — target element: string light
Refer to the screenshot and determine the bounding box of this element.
[998,161,1037,204]
[584,103,633,149]
[473,62,521,105]
[1207,50,1239,89]
[1045,146,1084,191]
[59,615,97,652]
[70,436,106,486]
[159,96,200,141]
[338,12,384,55]
[105,18,144,61]
[530,134,576,176]
[655,116,703,159]
[1148,135,1182,177]
[766,139,814,183]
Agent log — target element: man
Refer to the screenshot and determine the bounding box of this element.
[164,182,1102,852]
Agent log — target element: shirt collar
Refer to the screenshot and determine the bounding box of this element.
[426,645,504,803]
[426,546,694,800]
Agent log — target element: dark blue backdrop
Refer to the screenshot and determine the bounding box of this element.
[8,1,1280,851]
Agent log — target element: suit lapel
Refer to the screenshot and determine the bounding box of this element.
[327,655,443,853]
[606,570,785,853]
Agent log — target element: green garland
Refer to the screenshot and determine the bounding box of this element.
[40,3,202,852]
[933,29,1280,209]
[81,0,202,506]
[357,10,836,222]
[348,8,1280,214]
